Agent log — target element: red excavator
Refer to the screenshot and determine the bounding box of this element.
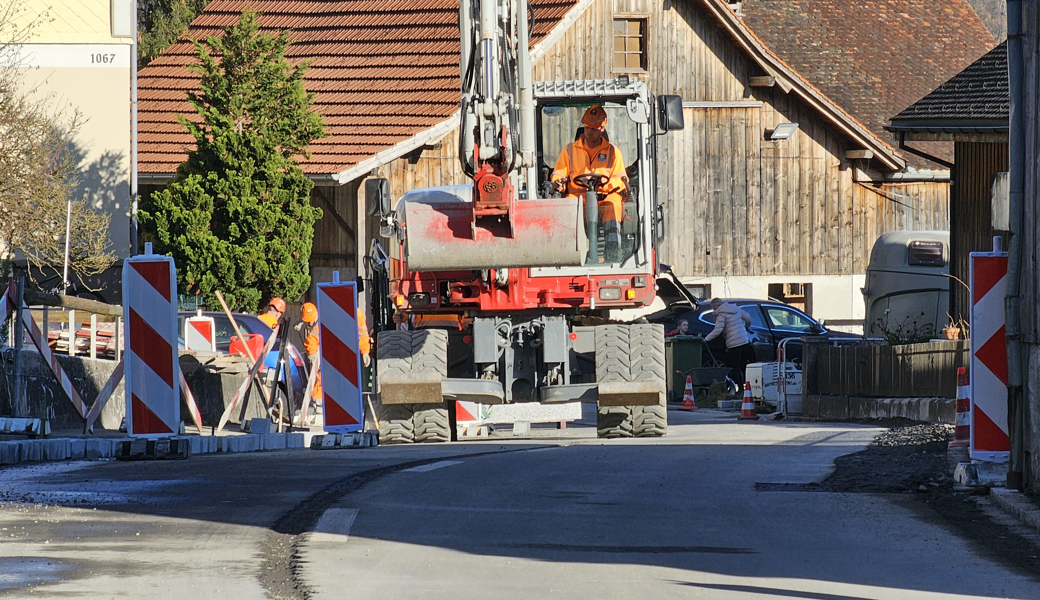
[366,0,684,443]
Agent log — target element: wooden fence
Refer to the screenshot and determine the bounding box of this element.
[805,340,970,399]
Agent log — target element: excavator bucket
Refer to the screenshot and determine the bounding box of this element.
[400,185,588,271]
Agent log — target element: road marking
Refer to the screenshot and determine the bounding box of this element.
[310,508,359,543]
[401,460,463,473]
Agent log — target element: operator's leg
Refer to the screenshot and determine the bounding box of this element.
[598,194,623,262]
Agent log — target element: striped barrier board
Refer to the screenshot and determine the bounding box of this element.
[23,308,90,419]
[184,315,217,352]
[316,273,364,433]
[123,249,180,437]
[969,240,1010,462]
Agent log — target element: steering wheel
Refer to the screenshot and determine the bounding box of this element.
[571,173,608,191]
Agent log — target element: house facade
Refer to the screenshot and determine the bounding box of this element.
[9,0,136,269]
[137,0,994,327]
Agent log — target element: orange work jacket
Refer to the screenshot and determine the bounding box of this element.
[551,138,628,200]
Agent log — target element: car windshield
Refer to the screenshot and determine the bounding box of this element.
[763,306,816,332]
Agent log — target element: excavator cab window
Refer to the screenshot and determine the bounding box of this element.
[538,103,642,267]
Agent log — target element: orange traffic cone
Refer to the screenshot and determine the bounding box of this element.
[680,375,698,411]
[738,382,757,420]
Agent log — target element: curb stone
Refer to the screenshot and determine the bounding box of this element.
[989,487,1040,534]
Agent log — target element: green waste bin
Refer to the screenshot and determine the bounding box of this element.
[665,335,704,401]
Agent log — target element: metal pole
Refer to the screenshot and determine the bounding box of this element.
[130,0,139,256]
[1006,0,1026,490]
[10,277,24,417]
[62,197,72,294]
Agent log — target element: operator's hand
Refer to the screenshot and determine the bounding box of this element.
[362,353,372,368]
[553,178,567,193]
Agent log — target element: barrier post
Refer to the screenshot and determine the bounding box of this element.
[123,243,180,437]
[316,272,364,433]
[969,237,1010,462]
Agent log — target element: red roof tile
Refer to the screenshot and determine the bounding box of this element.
[137,0,578,176]
[741,0,995,162]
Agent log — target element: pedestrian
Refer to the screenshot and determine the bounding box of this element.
[258,297,286,328]
[666,319,689,337]
[703,298,755,386]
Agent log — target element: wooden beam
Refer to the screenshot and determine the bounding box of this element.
[24,290,122,317]
[749,76,776,87]
[845,149,875,160]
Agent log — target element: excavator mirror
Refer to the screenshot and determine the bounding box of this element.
[365,177,392,217]
[657,95,684,131]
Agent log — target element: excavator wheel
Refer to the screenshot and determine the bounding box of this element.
[595,324,668,438]
[375,329,450,444]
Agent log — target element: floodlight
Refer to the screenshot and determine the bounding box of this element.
[769,122,800,140]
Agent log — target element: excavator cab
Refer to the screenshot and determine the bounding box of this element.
[538,102,642,266]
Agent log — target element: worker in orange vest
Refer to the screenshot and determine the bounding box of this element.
[258,297,286,328]
[299,302,371,406]
[550,105,629,263]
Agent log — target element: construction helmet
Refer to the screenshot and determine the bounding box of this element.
[301,302,318,324]
[581,105,608,128]
[268,297,287,313]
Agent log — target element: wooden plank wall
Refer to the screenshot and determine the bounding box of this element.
[807,340,969,399]
[531,0,949,279]
[950,141,1009,322]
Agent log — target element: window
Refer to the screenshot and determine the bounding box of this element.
[763,306,816,333]
[613,17,648,72]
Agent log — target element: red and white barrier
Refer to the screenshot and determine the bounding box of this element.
[950,367,970,448]
[969,238,1009,462]
[123,247,180,437]
[316,273,363,433]
[184,315,216,352]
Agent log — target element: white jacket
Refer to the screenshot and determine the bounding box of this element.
[704,302,751,349]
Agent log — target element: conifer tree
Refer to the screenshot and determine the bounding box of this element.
[140,11,324,312]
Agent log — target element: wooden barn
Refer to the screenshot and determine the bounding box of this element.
[887,41,1009,325]
[137,0,994,326]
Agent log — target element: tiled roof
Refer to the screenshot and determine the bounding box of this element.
[888,41,1007,131]
[137,0,578,176]
[741,0,996,147]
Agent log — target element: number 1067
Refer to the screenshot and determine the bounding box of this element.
[91,53,116,64]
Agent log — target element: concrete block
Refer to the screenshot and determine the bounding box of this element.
[240,435,260,452]
[0,442,21,465]
[262,434,286,451]
[11,418,27,433]
[512,421,531,436]
[85,439,104,460]
[320,435,338,448]
[188,436,204,456]
[248,418,272,435]
[286,433,305,449]
[43,439,69,461]
[69,439,86,460]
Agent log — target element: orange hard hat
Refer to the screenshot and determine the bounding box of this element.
[268,297,286,313]
[581,105,608,128]
[301,302,318,324]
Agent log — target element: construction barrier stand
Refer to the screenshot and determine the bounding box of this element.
[123,247,180,437]
[184,315,217,352]
[969,242,1010,462]
[316,273,364,433]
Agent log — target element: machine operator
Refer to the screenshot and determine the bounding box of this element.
[550,105,628,263]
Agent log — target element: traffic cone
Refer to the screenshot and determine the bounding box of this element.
[680,375,698,411]
[738,382,757,420]
[950,367,970,448]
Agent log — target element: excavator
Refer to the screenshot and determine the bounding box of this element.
[365,0,684,443]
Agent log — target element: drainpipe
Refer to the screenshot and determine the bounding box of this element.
[1005,0,1026,490]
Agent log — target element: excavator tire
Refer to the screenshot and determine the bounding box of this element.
[375,329,449,444]
[595,325,634,438]
[594,324,667,438]
[630,324,667,437]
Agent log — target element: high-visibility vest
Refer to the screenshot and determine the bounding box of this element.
[551,138,627,199]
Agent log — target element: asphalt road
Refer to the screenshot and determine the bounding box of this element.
[0,409,1038,599]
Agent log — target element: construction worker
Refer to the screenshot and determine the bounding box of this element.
[298,302,372,409]
[550,105,628,263]
[258,297,286,328]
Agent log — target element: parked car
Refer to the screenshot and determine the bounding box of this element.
[177,311,307,408]
[649,298,860,364]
